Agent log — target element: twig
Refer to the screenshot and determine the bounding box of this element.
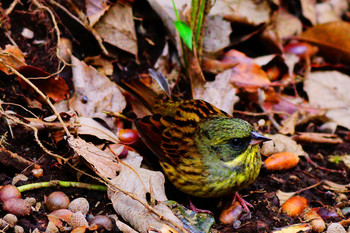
[304,153,343,173]
[4,0,21,16]
[30,0,70,68]
[0,59,71,138]
[17,180,107,192]
[294,181,323,195]
[48,0,109,56]
[65,159,189,233]
[0,109,68,163]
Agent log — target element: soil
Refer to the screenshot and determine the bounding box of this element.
[0,1,349,233]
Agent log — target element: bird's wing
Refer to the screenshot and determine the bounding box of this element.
[136,100,230,164]
[134,114,174,163]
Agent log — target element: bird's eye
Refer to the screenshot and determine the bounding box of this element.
[229,137,250,150]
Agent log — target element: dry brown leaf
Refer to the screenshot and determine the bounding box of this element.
[323,180,349,193]
[276,190,297,206]
[300,0,317,25]
[94,2,137,55]
[315,0,348,24]
[17,65,70,103]
[203,15,231,53]
[67,137,120,180]
[297,21,350,65]
[272,223,311,233]
[279,112,299,135]
[292,132,343,144]
[274,10,302,39]
[84,55,113,76]
[211,0,274,26]
[77,117,120,143]
[0,45,26,74]
[85,0,110,26]
[67,137,184,232]
[193,68,239,115]
[70,56,126,129]
[260,134,307,156]
[221,50,272,92]
[47,209,74,228]
[108,151,185,233]
[304,71,350,129]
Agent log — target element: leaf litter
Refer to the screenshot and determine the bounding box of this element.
[0,0,350,232]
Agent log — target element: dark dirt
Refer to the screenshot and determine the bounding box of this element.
[0,1,350,233]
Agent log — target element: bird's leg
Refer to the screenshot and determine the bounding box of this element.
[188,198,213,215]
[233,192,253,213]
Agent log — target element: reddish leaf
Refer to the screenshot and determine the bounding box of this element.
[297,21,350,65]
[17,65,70,103]
[222,50,271,92]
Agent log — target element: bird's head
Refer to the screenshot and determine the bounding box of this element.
[195,117,270,162]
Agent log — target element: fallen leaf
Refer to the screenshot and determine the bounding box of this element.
[17,65,70,103]
[304,71,350,129]
[108,151,185,232]
[323,180,349,193]
[76,117,120,143]
[86,0,110,26]
[221,50,272,92]
[315,0,348,24]
[292,132,343,144]
[193,68,239,115]
[84,55,114,76]
[272,223,311,233]
[211,0,274,26]
[202,15,231,53]
[297,21,350,65]
[67,137,185,232]
[94,2,137,55]
[260,134,307,156]
[274,10,302,40]
[300,0,316,25]
[276,190,297,206]
[67,137,120,180]
[47,209,74,228]
[0,45,26,74]
[70,56,126,129]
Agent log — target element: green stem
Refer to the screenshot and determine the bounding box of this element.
[17,180,107,192]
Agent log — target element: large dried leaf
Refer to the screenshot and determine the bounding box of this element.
[85,0,110,26]
[17,66,70,103]
[300,0,316,25]
[260,134,307,156]
[108,152,185,233]
[76,117,120,143]
[304,71,350,129]
[210,0,273,25]
[68,137,120,180]
[68,137,185,232]
[297,21,350,65]
[94,2,137,55]
[315,0,349,24]
[193,68,239,115]
[70,56,126,128]
[222,50,272,92]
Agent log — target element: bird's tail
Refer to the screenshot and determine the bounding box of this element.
[115,69,170,112]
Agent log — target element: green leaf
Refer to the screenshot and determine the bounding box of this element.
[174,21,193,50]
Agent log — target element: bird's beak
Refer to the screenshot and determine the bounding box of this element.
[250,131,271,145]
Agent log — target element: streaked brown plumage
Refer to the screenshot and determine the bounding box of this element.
[118,71,270,200]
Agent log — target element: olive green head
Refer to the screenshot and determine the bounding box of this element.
[195,117,267,162]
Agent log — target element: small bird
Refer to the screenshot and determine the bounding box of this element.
[118,70,270,211]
